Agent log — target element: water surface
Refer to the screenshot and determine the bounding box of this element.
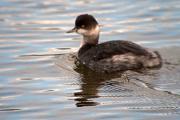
[0,0,180,120]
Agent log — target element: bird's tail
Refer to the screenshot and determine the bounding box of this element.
[143,50,162,68]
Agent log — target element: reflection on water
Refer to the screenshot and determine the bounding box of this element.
[73,63,128,107]
[0,0,180,120]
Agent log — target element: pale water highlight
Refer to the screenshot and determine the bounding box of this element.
[0,0,180,120]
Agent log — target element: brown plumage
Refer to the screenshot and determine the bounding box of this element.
[78,40,162,73]
[67,14,162,73]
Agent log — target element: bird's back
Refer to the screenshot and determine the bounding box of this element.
[78,40,162,73]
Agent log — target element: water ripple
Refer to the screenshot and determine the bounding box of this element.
[0,0,180,120]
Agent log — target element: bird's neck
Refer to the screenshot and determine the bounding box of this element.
[80,26,100,47]
[79,33,99,58]
[80,35,99,47]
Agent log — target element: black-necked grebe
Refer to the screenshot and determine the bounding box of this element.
[67,14,162,73]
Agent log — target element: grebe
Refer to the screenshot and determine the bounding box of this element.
[67,14,162,73]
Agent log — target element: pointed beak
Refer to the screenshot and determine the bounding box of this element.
[66,27,77,33]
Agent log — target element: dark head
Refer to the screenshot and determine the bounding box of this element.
[75,14,98,31]
[67,14,100,46]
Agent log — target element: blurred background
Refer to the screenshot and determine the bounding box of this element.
[0,0,180,120]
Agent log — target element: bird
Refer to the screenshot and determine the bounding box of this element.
[67,14,162,73]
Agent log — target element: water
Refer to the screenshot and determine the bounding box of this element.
[0,0,180,120]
